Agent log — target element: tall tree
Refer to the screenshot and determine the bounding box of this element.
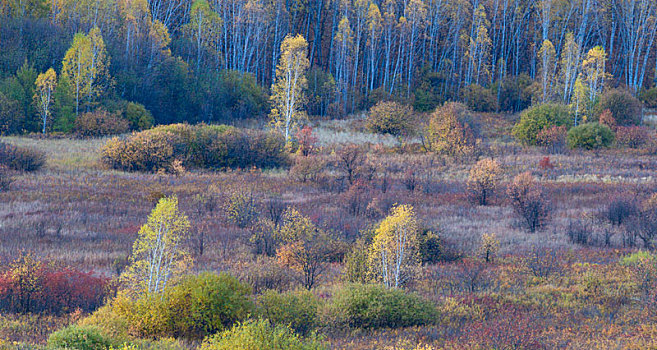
[122,196,191,295]
[559,32,580,103]
[538,39,556,102]
[186,0,221,73]
[368,204,420,288]
[61,28,111,117]
[270,34,310,142]
[580,46,608,104]
[34,68,57,134]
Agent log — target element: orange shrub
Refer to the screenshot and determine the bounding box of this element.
[101,124,288,173]
[75,109,130,137]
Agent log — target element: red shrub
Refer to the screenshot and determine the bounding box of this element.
[538,156,554,170]
[0,255,109,315]
[296,126,318,156]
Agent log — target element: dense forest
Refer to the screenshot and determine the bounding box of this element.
[1,0,657,132]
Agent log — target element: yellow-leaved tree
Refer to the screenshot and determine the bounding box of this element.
[368,204,420,288]
[275,207,334,290]
[467,158,503,206]
[270,34,309,142]
[61,27,112,117]
[425,102,476,158]
[122,196,191,295]
[34,68,57,134]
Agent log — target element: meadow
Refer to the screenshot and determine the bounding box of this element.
[2,111,657,349]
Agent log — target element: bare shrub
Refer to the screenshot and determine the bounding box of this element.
[335,144,367,186]
[0,142,46,172]
[289,155,328,183]
[566,219,592,245]
[524,247,563,279]
[507,172,550,233]
[342,180,372,216]
[600,196,639,227]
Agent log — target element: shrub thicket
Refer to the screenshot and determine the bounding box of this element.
[512,103,572,145]
[75,109,131,137]
[101,124,288,173]
[257,289,321,335]
[425,102,477,158]
[593,89,643,126]
[462,83,498,112]
[566,123,614,150]
[615,126,650,148]
[48,325,118,350]
[107,272,253,340]
[0,254,109,315]
[365,101,415,137]
[124,102,154,131]
[326,283,437,329]
[199,319,327,350]
[0,142,46,172]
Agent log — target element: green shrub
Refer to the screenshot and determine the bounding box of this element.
[104,272,252,340]
[124,102,154,131]
[0,142,46,172]
[257,289,321,335]
[101,124,288,173]
[326,283,437,329]
[593,89,643,126]
[620,251,656,266]
[462,84,498,112]
[164,272,253,340]
[75,109,131,137]
[566,123,614,150]
[512,103,572,145]
[199,319,327,350]
[48,325,118,350]
[366,101,414,137]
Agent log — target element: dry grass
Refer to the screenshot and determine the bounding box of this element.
[2,124,657,348]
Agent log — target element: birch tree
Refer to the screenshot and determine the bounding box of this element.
[538,39,556,102]
[61,32,91,117]
[559,32,580,103]
[365,2,382,93]
[270,34,309,142]
[34,68,57,134]
[122,196,191,295]
[368,204,420,288]
[186,0,221,73]
[580,46,608,104]
[615,0,657,94]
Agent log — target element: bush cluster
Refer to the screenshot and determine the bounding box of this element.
[75,109,131,137]
[257,289,321,335]
[462,84,498,112]
[0,142,46,172]
[512,103,572,146]
[615,126,650,148]
[89,272,252,340]
[566,123,614,150]
[593,89,643,126]
[0,255,109,315]
[366,101,415,137]
[199,319,327,350]
[326,283,437,329]
[101,124,288,173]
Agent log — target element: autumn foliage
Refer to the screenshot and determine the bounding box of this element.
[0,254,109,315]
